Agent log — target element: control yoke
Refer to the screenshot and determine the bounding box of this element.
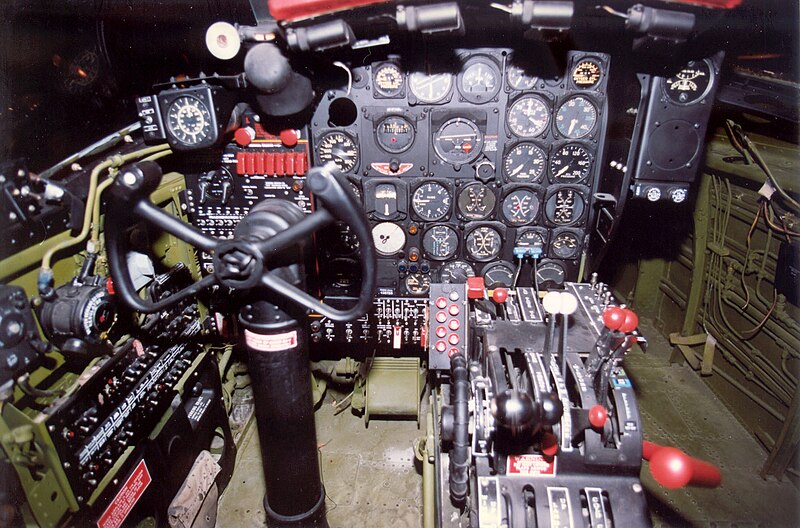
[105,161,377,321]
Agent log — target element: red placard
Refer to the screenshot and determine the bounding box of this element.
[97,460,152,528]
[507,454,557,477]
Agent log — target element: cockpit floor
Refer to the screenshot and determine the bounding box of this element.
[217,321,798,527]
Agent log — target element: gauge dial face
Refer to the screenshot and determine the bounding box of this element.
[501,189,539,226]
[549,144,591,183]
[534,260,566,290]
[374,63,404,97]
[466,226,502,262]
[327,258,360,288]
[373,183,399,219]
[665,60,713,105]
[412,182,451,221]
[516,229,547,251]
[166,96,213,146]
[482,261,515,288]
[439,260,475,283]
[507,95,550,138]
[503,143,547,182]
[506,64,537,90]
[371,222,406,256]
[409,72,453,103]
[550,230,582,259]
[422,225,459,260]
[318,131,359,173]
[376,115,415,153]
[572,59,602,88]
[457,183,496,221]
[459,58,501,103]
[328,222,360,256]
[405,273,431,295]
[433,118,483,165]
[546,188,586,226]
[555,96,597,139]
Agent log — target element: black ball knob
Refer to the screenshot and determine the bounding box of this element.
[492,389,540,437]
[540,391,564,426]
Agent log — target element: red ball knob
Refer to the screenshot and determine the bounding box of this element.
[602,306,625,330]
[234,127,253,147]
[541,431,559,457]
[619,309,639,333]
[588,405,608,429]
[492,287,508,304]
[280,129,299,148]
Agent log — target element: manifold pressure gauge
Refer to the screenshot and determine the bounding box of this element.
[555,96,597,139]
[318,131,359,173]
[166,95,214,147]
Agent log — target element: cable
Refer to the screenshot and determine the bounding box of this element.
[740,202,762,310]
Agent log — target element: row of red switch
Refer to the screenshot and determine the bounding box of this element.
[235,151,308,176]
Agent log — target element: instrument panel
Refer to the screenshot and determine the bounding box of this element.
[312,49,610,296]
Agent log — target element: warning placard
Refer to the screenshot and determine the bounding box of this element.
[97,460,152,528]
[507,454,557,477]
[244,329,298,352]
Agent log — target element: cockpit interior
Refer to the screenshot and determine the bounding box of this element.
[0,1,798,526]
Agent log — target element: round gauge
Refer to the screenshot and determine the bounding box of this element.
[555,96,598,139]
[405,273,431,295]
[439,260,475,284]
[572,59,602,88]
[665,60,713,105]
[412,182,451,221]
[409,72,453,103]
[503,143,547,182]
[465,226,502,262]
[376,115,415,153]
[457,183,496,221]
[459,58,501,103]
[374,63,404,97]
[545,188,586,226]
[550,230,582,259]
[482,261,515,288]
[516,229,547,251]
[433,118,484,165]
[549,144,591,183]
[506,64,537,90]
[507,95,550,138]
[501,189,540,226]
[422,225,459,260]
[329,222,360,256]
[371,222,406,256]
[348,181,362,202]
[327,258,360,288]
[166,95,213,146]
[534,260,566,290]
[318,131,359,173]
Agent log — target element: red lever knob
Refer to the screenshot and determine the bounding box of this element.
[602,306,625,330]
[492,287,508,304]
[643,441,722,489]
[467,276,485,299]
[588,405,608,430]
[234,127,253,147]
[541,431,559,457]
[619,309,639,333]
[280,128,299,148]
